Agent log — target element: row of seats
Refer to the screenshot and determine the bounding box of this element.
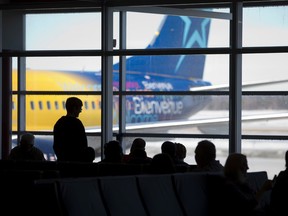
[0,159,195,178]
[33,171,270,216]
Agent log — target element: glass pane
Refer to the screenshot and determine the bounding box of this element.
[12,134,101,162]
[12,57,17,91]
[25,95,101,131]
[242,139,287,179]
[113,95,119,127]
[121,137,286,179]
[204,54,229,88]
[120,54,228,91]
[26,12,101,50]
[25,57,101,91]
[87,134,101,161]
[126,11,229,49]
[242,95,288,136]
[193,95,229,135]
[11,134,57,161]
[209,8,230,48]
[122,137,228,167]
[116,95,229,135]
[243,53,288,91]
[12,95,18,131]
[243,6,288,47]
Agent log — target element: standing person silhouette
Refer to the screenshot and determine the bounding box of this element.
[53,97,95,162]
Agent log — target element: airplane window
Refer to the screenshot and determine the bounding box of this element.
[39,101,43,110]
[30,101,34,110]
[47,101,51,110]
[55,101,59,110]
[62,101,65,109]
[92,101,95,109]
[84,101,88,110]
[12,101,15,110]
[99,101,101,109]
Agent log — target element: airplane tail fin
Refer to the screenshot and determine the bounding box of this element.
[114,15,211,79]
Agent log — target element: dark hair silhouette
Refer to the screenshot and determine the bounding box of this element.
[150,153,175,174]
[65,97,83,112]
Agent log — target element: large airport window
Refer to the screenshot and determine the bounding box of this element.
[5,2,288,170]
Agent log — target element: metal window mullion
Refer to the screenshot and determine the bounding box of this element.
[2,10,25,157]
[17,56,26,136]
[101,5,114,159]
[229,2,243,154]
[118,11,127,151]
[1,55,12,159]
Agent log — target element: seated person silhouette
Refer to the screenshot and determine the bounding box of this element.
[220,153,273,216]
[175,142,190,171]
[161,141,177,161]
[99,140,123,163]
[194,139,224,172]
[8,133,46,161]
[123,138,152,164]
[269,150,288,216]
[149,153,176,174]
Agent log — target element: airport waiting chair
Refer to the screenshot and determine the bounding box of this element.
[173,172,209,216]
[99,175,148,216]
[246,171,271,209]
[57,178,107,216]
[136,174,185,216]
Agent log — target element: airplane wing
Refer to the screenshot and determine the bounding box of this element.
[118,110,288,135]
[190,78,288,91]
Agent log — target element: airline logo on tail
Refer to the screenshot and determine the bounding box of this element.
[174,16,210,74]
[114,15,211,79]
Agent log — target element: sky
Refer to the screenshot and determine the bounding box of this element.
[23,6,288,86]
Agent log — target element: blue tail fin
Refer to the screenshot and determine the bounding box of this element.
[114,15,211,79]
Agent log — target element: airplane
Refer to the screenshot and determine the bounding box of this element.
[11,14,213,161]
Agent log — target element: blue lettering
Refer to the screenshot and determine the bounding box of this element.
[132,96,183,115]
